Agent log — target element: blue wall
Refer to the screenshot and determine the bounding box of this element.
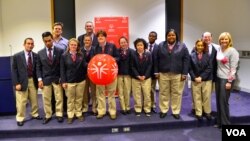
[0,56,16,115]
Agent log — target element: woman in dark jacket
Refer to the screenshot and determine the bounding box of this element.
[131,38,152,117]
[60,38,87,124]
[154,29,190,119]
[189,39,212,121]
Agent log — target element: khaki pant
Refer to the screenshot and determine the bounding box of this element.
[65,80,86,118]
[151,79,157,108]
[132,78,151,113]
[82,76,96,113]
[191,80,212,116]
[158,73,183,114]
[117,75,132,111]
[96,78,117,115]
[42,82,63,118]
[16,78,39,122]
[191,82,215,110]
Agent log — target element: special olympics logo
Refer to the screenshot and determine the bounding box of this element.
[90,61,109,79]
[88,54,118,85]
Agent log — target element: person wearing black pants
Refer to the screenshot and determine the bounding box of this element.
[214,32,239,129]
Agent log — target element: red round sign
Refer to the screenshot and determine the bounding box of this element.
[88,54,118,85]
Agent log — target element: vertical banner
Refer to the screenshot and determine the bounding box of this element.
[94,17,129,96]
[94,17,129,48]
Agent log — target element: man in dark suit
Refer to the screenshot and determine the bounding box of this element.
[37,32,64,124]
[12,38,42,126]
[147,31,159,113]
[77,21,98,48]
[201,32,219,120]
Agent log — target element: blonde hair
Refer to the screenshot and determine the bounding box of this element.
[218,32,233,47]
[66,38,81,54]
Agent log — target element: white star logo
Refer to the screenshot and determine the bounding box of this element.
[89,61,109,79]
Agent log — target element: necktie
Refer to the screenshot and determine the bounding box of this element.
[72,53,76,62]
[86,50,90,57]
[149,44,153,52]
[102,46,105,53]
[27,52,33,77]
[48,48,53,64]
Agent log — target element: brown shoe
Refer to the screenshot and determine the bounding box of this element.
[77,116,84,122]
[67,118,73,124]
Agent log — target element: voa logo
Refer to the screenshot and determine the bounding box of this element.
[226,129,246,136]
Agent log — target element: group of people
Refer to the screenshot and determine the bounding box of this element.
[12,21,239,129]
[189,31,239,129]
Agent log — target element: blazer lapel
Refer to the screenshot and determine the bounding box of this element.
[52,49,56,65]
[21,51,27,67]
[32,52,36,69]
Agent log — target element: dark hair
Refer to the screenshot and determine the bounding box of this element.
[83,34,92,40]
[53,22,64,29]
[195,39,208,53]
[96,30,107,37]
[133,38,148,50]
[165,28,179,42]
[23,37,33,44]
[149,31,157,38]
[119,36,128,45]
[42,31,53,39]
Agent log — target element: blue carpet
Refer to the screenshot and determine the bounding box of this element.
[0,87,249,139]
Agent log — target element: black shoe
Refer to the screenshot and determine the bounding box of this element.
[120,110,127,115]
[160,112,167,118]
[196,115,203,121]
[56,116,64,123]
[151,108,157,113]
[190,109,195,115]
[204,113,212,120]
[32,116,43,120]
[172,114,180,119]
[92,112,98,116]
[17,121,24,126]
[42,117,52,124]
[126,110,131,114]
